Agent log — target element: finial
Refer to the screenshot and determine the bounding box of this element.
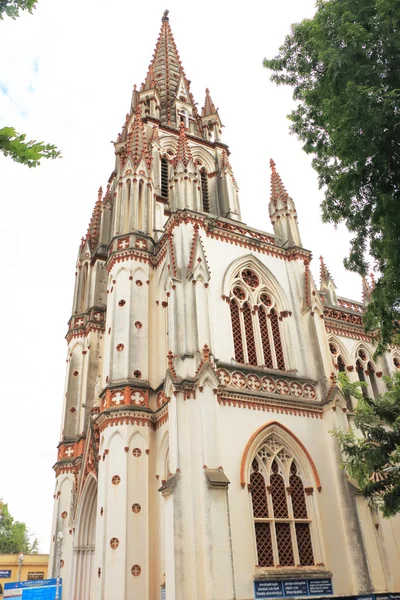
[270,158,276,170]
[162,9,169,22]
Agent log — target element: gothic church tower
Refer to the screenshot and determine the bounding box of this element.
[49,13,400,600]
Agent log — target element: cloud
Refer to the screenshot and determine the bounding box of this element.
[0,82,8,95]
[33,57,39,73]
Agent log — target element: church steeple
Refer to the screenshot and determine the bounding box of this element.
[140,12,202,133]
[269,158,302,247]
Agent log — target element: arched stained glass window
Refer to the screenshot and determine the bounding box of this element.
[228,268,286,370]
[250,437,315,568]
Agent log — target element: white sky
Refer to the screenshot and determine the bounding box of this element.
[0,0,362,552]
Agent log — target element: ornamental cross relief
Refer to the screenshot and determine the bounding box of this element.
[112,392,124,405]
[118,239,130,249]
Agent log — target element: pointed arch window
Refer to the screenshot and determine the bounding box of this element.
[229,269,286,370]
[161,157,169,200]
[250,437,315,568]
[356,348,381,399]
[329,342,352,409]
[200,169,210,213]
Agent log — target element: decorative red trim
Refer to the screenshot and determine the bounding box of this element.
[239,421,322,491]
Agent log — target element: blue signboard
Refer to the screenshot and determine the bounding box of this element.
[254,578,333,600]
[0,570,12,578]
[254,583,400,600]
[4,578,61,600]
[283,581,309,597]
[255,581,284,598]
[308,580,334,596]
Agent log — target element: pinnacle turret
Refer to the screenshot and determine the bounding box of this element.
[84,187,103,251]
[202,88,216,117]
[319,256,335,288]
[319,255,337,304]
[121,104,152,170]
[174,122,193,168]
[269,159,301,247]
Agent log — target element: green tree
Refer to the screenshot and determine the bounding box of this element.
[333,372,400,517]
[263,0,400,354]
[0,500,39,554]
[0,0,37,20]
[0,0,61,166]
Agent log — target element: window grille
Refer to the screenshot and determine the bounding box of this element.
[243,302,257,366]
[276,523,294,566]
[295,523,314,566]
[200,170,210,213]
[271,310,285,370]
[255,522,274,567]
[228,269,286,370]
[250,438,315,569]
[259,306,273,368]
[230,300,244,363]
[161,157,169,199]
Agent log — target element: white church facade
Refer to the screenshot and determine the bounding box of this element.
[49,13,400,600]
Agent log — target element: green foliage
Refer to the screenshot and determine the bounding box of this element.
[0,500,39,554]
[0,0,37,19]
[0,127,61,168]
[264,0,400,354]
[0,0,61,166]
[333,372,400,517]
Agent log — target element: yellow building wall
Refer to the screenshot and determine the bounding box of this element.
[0,555,48,596]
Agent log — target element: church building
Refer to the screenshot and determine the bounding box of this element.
[49,12,400,600]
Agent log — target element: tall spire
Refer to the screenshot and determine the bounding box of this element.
[141,13,201,132]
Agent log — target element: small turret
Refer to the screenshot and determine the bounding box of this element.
[319,256,337,305]
[201,88,223,142]
[269,159,302,247]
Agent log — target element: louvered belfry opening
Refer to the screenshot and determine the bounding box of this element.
[250,437,315,568]
[200,169,210,213]
[228,269,286,369]
[161,157,169,199]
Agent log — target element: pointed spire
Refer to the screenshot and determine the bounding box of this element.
[150,124,160,145]
[85,187,103,251]
[174,122,193,168]
[269,158,295,212]
[142,64,156,92]
[202,88,216,116]
[362,276,372,304]
[269,159,302,247]
[141,14,201,132]
[220,149,238,187]
[319,256,335,287]
[122,104,152,169]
